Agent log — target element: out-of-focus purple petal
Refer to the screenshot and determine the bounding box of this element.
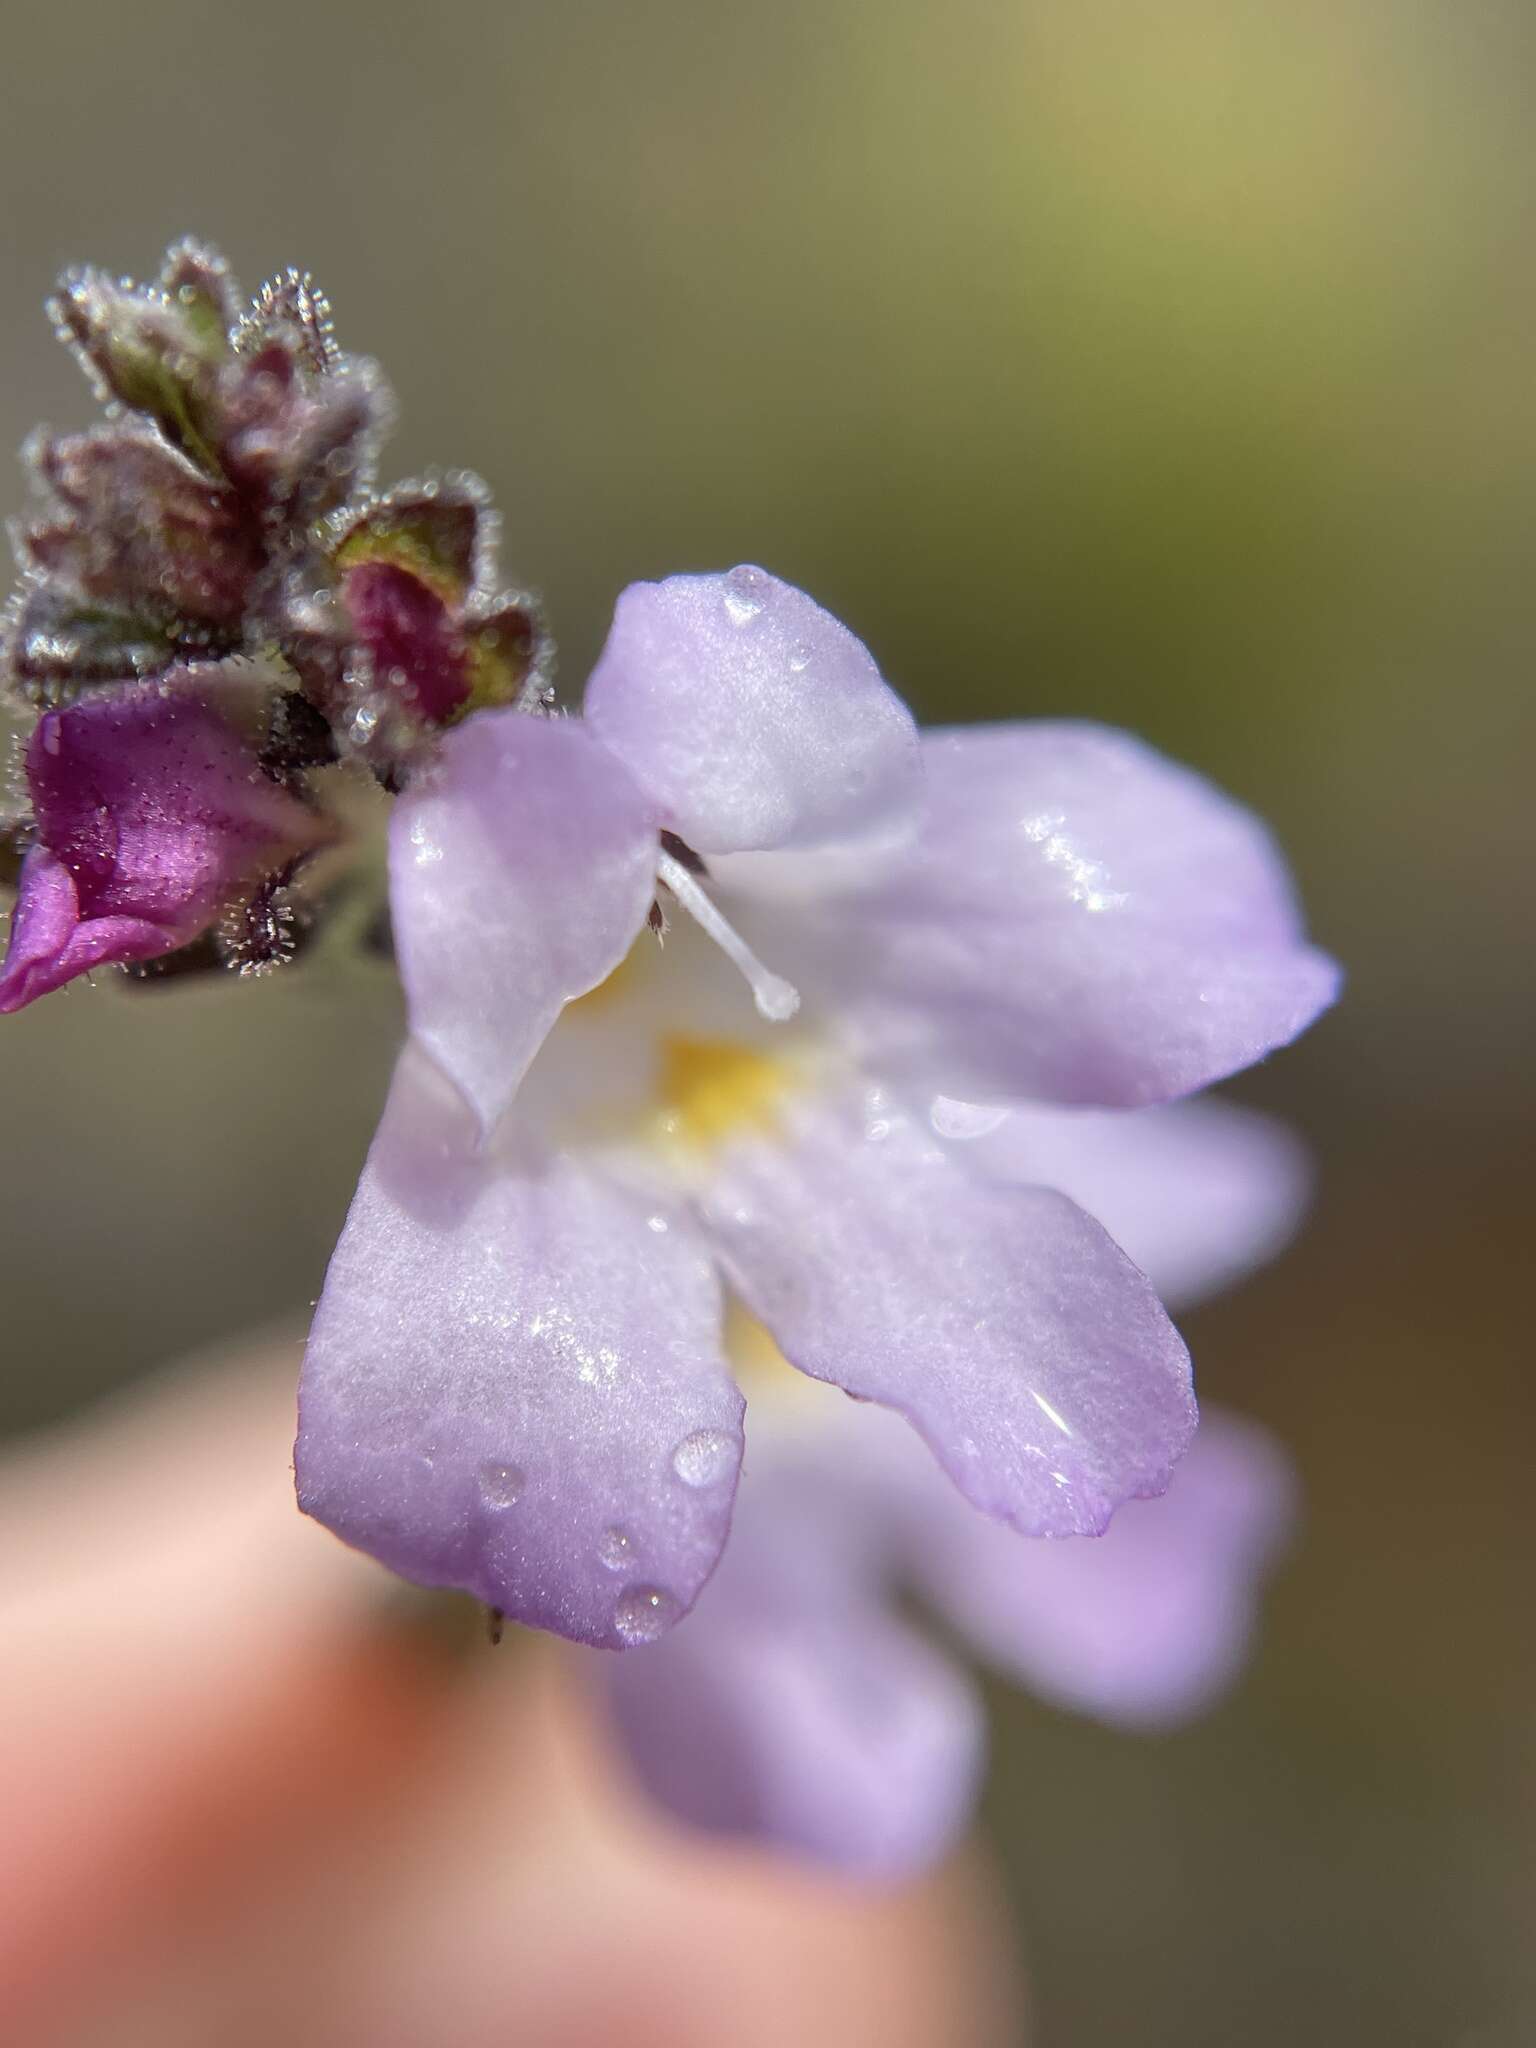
[932,1095,1311,1310]
[600,1419,983,1877]
[788,723,1340,1105]
[388,711,657,1134]
[296,1050,744,1648]
[695,1092,1195,1536]
[0,681,327,1011]
[888,1404,1294,1726]
[583,568,920,855]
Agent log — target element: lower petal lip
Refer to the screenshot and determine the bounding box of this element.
[296,1047,744,1647]
[693,1085,1197,1539]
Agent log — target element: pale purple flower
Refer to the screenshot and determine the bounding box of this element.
[296,566,1336,1650]
[596,1094,1303,1875]
[0,673,330,1012]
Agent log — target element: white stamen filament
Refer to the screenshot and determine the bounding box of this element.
[655,850,801,1022]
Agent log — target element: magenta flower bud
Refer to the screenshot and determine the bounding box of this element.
[0,677,331,1012]
[320,478,544,755]
[23,426,265,633]
[342,560,470,727]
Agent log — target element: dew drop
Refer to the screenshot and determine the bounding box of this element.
[788,644,813,673]
[478,1460,525,1508]
[614,1583,679,1644]
[598,1525,634,1571]
[721,565,765,627]
[670,1428,738,1488]
[929,1095,1010,1141]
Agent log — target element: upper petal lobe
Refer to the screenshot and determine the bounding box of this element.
[583,568,920,856]
[389,711,658,1134]
[793,722,1340,1105]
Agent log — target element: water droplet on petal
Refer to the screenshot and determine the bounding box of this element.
[929,1095,1010,1141]
[721,565,765,627]
[598,1525,634,1571]
[478,1460,524,1508]
[670,1428,738,1488]
[788,644,812,672]
[614,1583,679,1644]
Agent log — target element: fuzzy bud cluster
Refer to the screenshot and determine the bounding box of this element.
[0,239,550,1004]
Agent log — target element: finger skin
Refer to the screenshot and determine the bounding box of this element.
[0,1343,1025,2047]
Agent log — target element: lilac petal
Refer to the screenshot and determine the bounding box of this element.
[696,1093,1196,1536]
[798,723,1341,1105]
[583,567,920,855]
[295,1050,744,1648]
[933,1095,1310,1310]
[389,710,657,1134]
[600,1422,983,1877]
[889,1405,1293,1725]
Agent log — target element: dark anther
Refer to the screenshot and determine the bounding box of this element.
[647,899,667,937]
[658,829,708,878]
[217,857,318,977]
[486,1605,505,1647]
[261,690,339,780]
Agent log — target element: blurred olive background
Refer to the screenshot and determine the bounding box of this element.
[1,1,1532,2041]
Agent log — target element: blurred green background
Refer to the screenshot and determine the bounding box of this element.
[1,1,1532,2040]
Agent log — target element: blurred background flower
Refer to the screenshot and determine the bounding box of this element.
[0,2,1532,2042]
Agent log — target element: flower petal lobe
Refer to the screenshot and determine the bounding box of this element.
[389,711,657,1134]
[696,1093,1196,1536]
[601,1419,982,1875]
[798,723,1340,1104]
[584,568,920,855]
[296,1051,745,1647]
